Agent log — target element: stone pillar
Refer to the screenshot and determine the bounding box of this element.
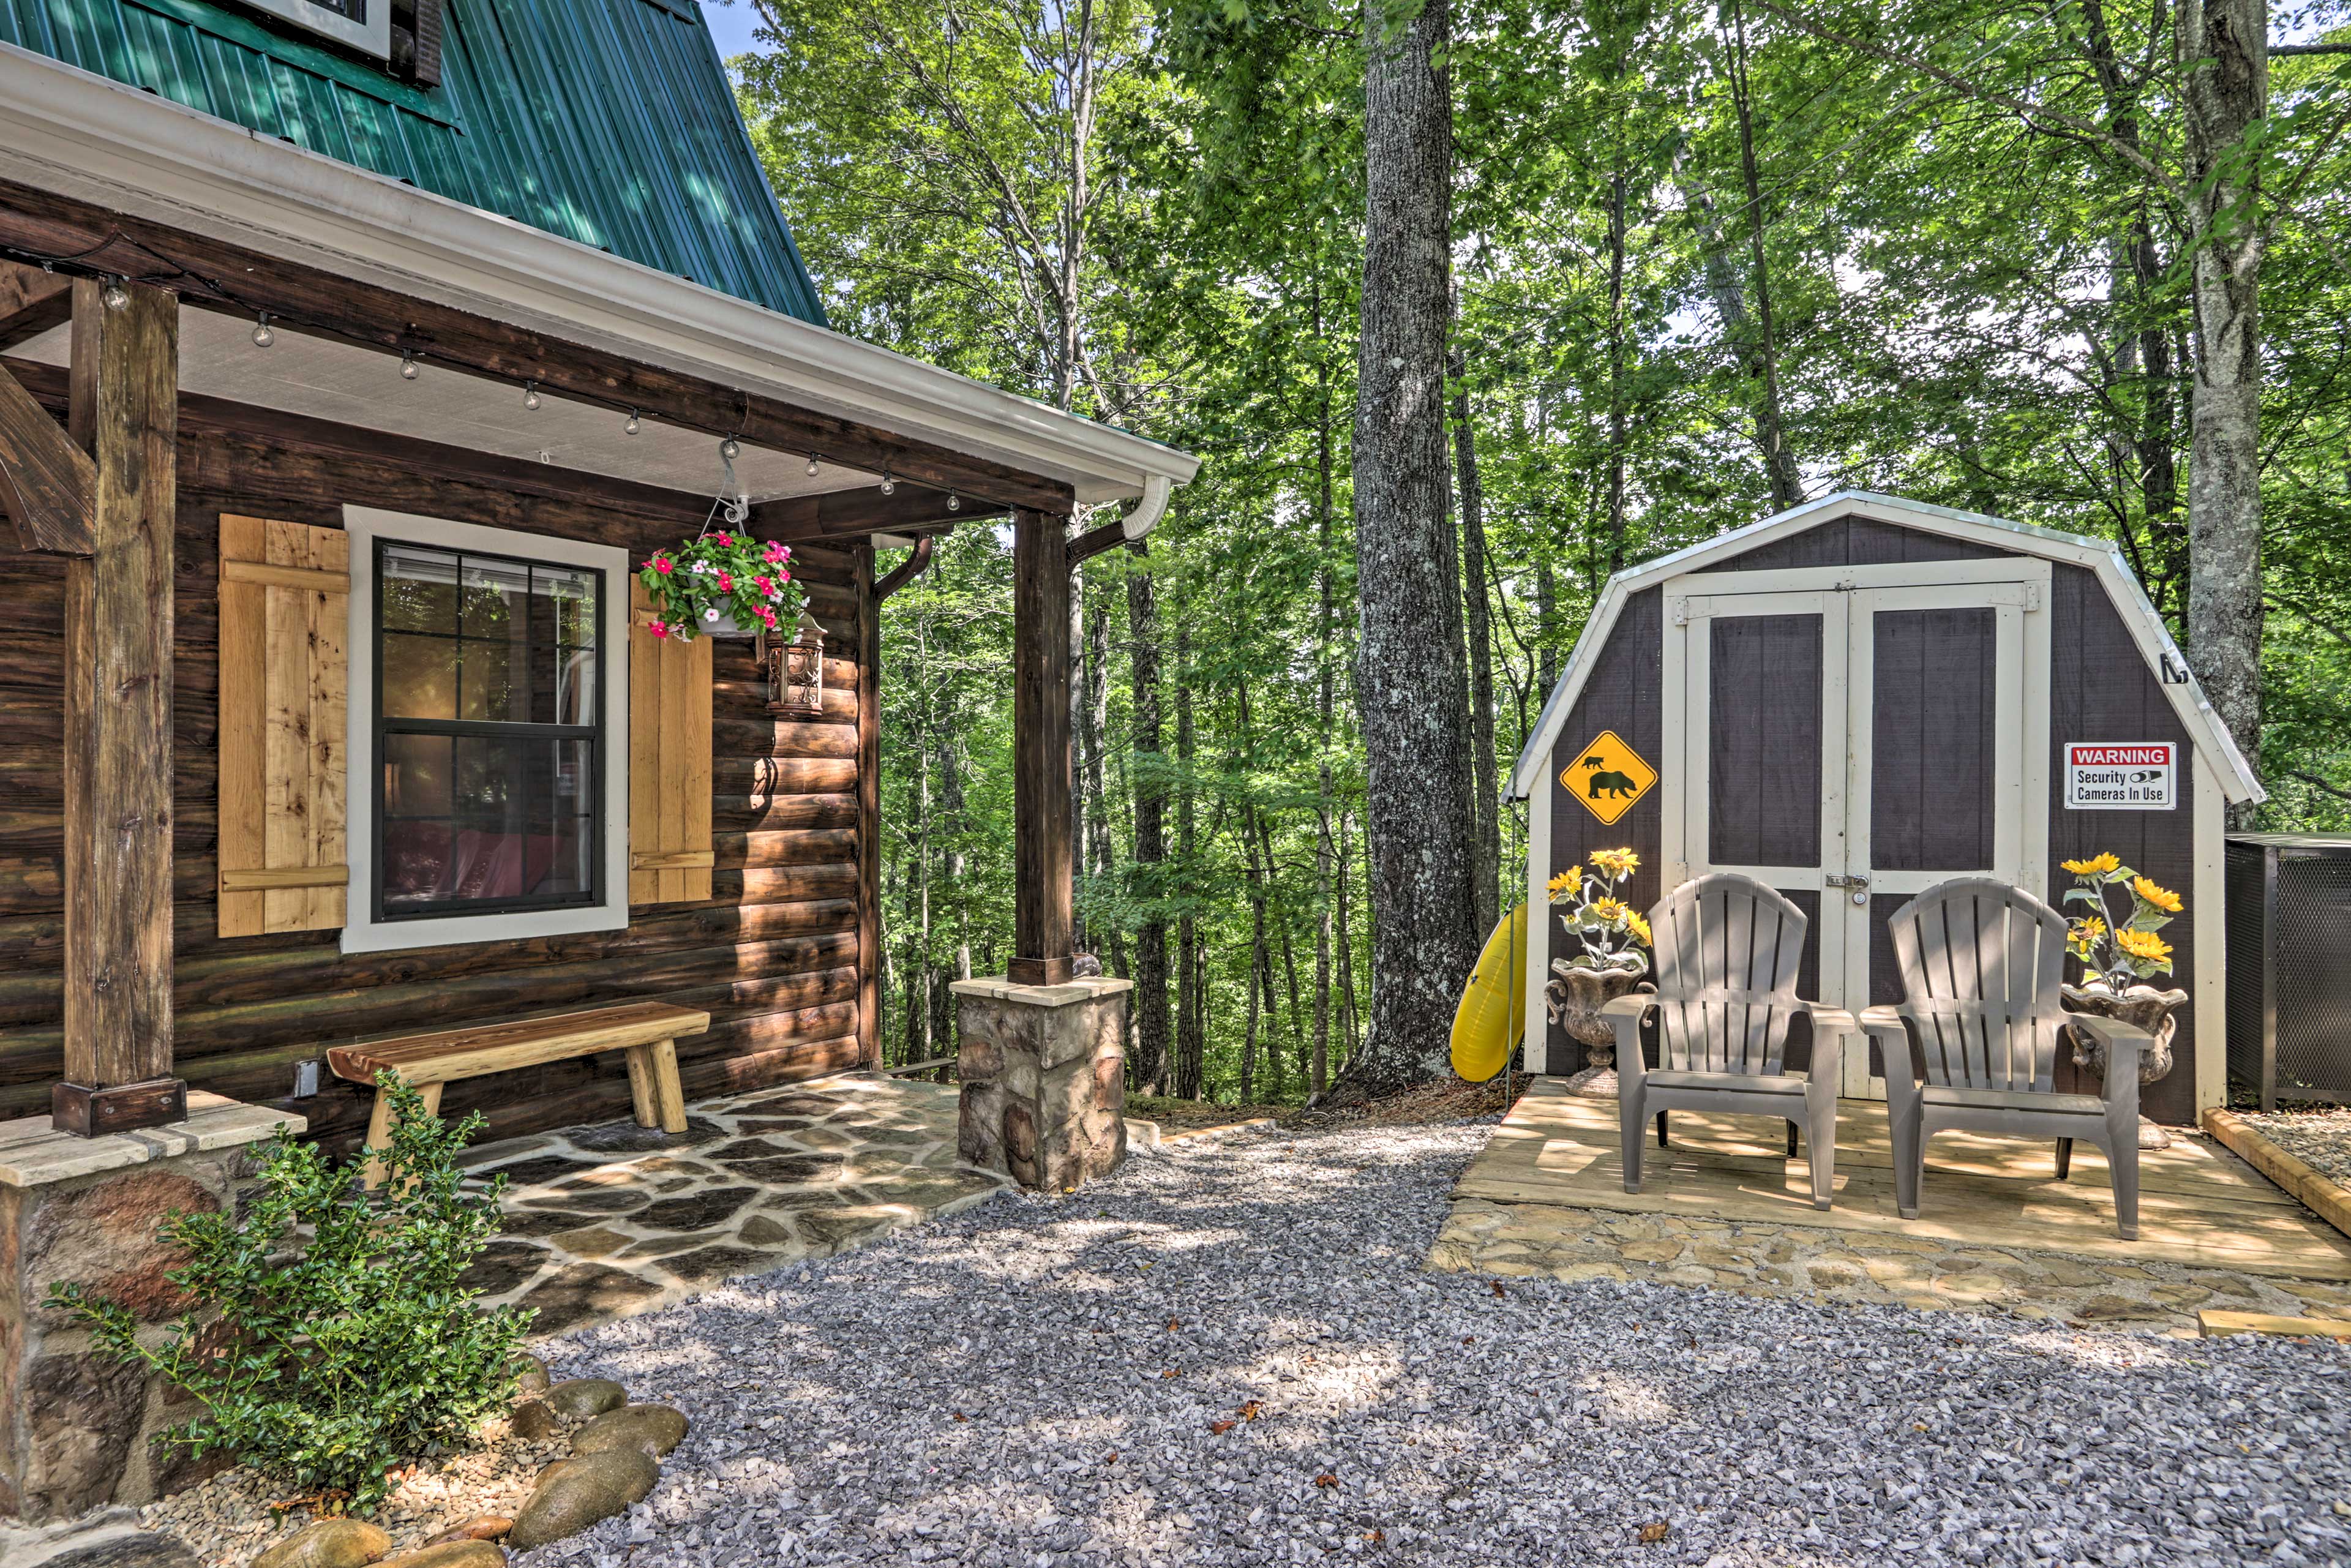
[952,977,1131,1190]
[0,1094,298,1520]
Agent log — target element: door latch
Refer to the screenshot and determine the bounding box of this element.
[1826,873,1870,906]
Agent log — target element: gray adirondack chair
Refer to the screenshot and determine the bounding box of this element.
[1859,877,2154,1240]
[1599,872,1855,1210]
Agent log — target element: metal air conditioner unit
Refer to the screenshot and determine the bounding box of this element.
[2227,833,2351,1110]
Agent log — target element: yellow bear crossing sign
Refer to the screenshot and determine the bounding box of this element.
[1561,730,1656,825]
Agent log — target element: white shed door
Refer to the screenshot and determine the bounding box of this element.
[1663,560,2051,1098]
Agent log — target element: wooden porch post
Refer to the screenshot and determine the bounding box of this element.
[1009,508,1073,986]
[54,277,182,1136]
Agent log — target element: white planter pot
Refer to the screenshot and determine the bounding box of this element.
[699,609,758,639]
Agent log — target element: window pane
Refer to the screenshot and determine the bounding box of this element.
[381,545,459,634]
[460,635,528,723]
[541,565,599,650]
[534,647,598,727]
[460,556,531,640]
[379,633,457,721]
[383,733,451,817]
[382,736,598,912]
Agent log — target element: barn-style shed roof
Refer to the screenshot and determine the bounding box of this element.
[0,0,826,323]
[1508,491,2265,806]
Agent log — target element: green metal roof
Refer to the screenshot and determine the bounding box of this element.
[0,0,827,324]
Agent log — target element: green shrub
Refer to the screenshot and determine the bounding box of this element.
[50,1073,535,1513]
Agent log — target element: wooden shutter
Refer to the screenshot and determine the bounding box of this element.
[217,516,349,936]
[629,577,713,904]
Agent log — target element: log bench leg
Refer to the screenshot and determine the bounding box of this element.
[625,1038,688,1134]
[361,1079,443,1190]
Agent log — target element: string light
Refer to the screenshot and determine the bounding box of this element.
[806,453,820,477]
[523,380,541,411]
[721,437,741,461]
[879,465,896,497]
[250,312,274,347]
[100,277,129,311]
[947,490,961,512]
[624,409,641,435]
[399,350,419,381]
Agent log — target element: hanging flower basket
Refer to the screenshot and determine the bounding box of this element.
[638,528,808,644]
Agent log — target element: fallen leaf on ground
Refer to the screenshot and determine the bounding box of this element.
[1490,1281,1505,1297]
[1161,1367,1180,1378]
[1314,1474,1338,1488]
[1367,1529,1386,1543]
[1104,1452,1119,1463]
[1209,1420,1236,1435]
[953,1412,968,1422]
[1239,1400,1263,1420]
[1638,1521,1670,1545]
[1167,1319,1183,1330]
[1461,1335,1476,1345]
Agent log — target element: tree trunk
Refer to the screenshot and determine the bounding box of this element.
[1313,296,1338,1098]
[1726,0,1803,511]
[1127,543,1170,1094]
[1335,808,1362,1069]
[1352,0,1480,1087]
[2177,0,2267,787]
[1174,618,1203,1100]
[1450,347,1501,940]
[1605,170,1630,574]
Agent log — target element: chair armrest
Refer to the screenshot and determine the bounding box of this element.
[2068,1013,2150,1116]
[1798,1002,1858,1035]
[1600,992,1654,1085]
[1857,1005,1922,1102]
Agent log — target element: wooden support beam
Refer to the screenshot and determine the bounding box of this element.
[0,354,95,553]
[752,485,1000,544]
[0,260,73,350]
[855,542,881,1070]
[0,178,1077,515]
[1066,515,1130,568]
[55,277,181,1136]
[1010,509,1074,986]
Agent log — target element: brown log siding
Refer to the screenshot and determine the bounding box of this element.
[0,416,875,1150]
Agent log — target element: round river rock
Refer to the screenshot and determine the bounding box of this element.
[376,1544,506,1568]
[509,1400,563,1442]
[250,1518,392,1568]
[538,1377,626,1421]
[511,1352,552,1400]
[505,1447,660,1550]
[569,1403,688,1460]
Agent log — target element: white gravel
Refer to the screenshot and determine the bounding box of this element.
[525,1121,2351,1567]
[2243,1109,2351,1191]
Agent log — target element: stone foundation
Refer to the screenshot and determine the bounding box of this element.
[952,977,1131,1190]
[0,1093,299,1521]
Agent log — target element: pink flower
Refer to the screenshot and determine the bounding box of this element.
[653,555,673,576]
[648,620,669,639]
[712,532,733,547]
[778,569,792,583]
[717,572,733,592]
[763,541,787,564]
[759,606,778,627]
[753,576,773,595]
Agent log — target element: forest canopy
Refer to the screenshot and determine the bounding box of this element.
[730,0,2351,1101]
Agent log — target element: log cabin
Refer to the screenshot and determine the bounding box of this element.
[0,0,1193,1517]
[1509,492,2263,1129]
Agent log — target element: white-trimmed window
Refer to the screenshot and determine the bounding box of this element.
[342,506,631,954]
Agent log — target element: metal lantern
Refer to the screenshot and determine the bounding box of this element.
[767,609,826,715]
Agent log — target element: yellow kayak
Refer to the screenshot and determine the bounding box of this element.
[1450,904,1529,1082]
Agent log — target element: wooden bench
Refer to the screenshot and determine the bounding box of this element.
[328,1002,712,1185]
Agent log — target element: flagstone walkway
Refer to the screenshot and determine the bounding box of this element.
[457,1075,1008,1337]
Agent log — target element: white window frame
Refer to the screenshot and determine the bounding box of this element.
[244,0,393,60]
[340,505,632,955]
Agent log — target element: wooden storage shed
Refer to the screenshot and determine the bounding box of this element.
[1509,492,2263,1125]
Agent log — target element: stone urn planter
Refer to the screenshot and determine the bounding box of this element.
[1547,959,1651,1099]
[2061,980,2188,1150]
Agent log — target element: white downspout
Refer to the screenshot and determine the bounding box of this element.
[1119,473,1174,541]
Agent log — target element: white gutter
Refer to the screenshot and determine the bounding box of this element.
[0,45,1201,506]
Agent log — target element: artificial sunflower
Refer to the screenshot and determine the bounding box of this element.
[2131,875,2183,913]
[1546,869,1578,898]
[1589,847,1641,879]
[2061,852,2121,876]
[1626,913,1653,946]
[1586,896,1630,924]
[2115,929,2172,964]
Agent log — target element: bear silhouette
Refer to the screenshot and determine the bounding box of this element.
[1581,755,1638,798]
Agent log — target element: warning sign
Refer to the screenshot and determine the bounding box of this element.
[2064,741,2177,811]
[1561,730,1657,825]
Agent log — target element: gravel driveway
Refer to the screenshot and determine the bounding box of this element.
[527,1120,2351,1567]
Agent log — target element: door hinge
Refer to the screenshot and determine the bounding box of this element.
[1668,597,1689,627]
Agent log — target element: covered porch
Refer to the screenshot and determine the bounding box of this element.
[1431,1079,2351,1335]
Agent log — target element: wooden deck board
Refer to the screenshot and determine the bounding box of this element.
[1458,1080,2351,1282]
